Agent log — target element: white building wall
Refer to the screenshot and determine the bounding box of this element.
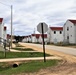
[47,28,63,43]
[28,37,31,42]
[0,21,4,44]
[75,25,76,43]
[0,22,4,38]
[63,21,75,44]
[51,30,63,43]
[22,38,27,42]
[35,38,39,43]
[39,36,47,44]
[3,30,7,40]
[47,28,51,43]
[26,37,29,42]
[31,36,36,43]
[39,36,42,43]
[2,23,4,40]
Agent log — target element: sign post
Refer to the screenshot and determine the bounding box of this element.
[41,23,46,62]
[37,22,48,62]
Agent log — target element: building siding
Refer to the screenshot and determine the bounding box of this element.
[63,20,76,44]
[47,27,63,43]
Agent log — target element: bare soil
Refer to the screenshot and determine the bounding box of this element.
[15,43,76,75]
[16,61,76,75]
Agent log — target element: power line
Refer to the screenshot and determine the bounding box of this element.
[0,1,10,7]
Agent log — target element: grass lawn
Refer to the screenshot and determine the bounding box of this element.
[12,47,34,51]
[0,60,59,75]
[0,51,51,59]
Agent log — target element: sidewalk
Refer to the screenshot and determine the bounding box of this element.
[0,43,62,63]
[0,56,62,62]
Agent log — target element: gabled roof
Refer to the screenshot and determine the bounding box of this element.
[50,27,63,30]
[32,34,47,38]
[69,19,76,24]
[32,34,41,38]
[0,18,3,23]
[41,34,47,38]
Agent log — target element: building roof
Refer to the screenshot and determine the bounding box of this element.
[69,20,76,24]
[0,18,3,23]
[32,34,41,38]
[41,34,47,38]
[32,34,47,38]
[50,27,63,30]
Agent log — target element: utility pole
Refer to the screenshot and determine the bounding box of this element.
[10,5,13,48]
[0,2,13,48]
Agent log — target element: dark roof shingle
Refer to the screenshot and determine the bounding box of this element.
[69,20,76,24]
[50,27,63,30]
[0,18,3,23]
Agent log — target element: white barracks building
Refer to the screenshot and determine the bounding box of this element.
[47,27,63,43]
[63,19,76,44]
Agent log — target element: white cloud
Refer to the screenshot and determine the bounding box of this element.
[0,0,76,35]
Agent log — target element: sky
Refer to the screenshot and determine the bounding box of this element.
[0,0,76,36]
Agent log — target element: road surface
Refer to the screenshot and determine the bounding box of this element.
[20,43,76,56]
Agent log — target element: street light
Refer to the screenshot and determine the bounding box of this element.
[0,2,13,48]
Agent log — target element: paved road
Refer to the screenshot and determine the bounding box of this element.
[20,43,76,56]
[45,45,76,56]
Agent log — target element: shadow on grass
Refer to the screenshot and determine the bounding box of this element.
[0,51,51,59]
[12,47,34,51]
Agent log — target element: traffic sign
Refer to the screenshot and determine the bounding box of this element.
[37,22,48,33]
[37,22,48,62]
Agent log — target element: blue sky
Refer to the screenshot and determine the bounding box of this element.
[0,0,76,36]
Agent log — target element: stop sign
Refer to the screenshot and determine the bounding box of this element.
[37,22,48,33]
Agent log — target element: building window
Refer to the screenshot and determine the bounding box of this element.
[67,36,69,39]
[67,27,69,31]
[54,31,56,34]
[71,35,72,37]
[60,31,62,34]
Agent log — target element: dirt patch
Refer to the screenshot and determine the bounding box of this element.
[15,60,76,75]
[33,63,76,75]
[18,43,76,75]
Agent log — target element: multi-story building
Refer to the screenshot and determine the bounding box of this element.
[63,19,76,44]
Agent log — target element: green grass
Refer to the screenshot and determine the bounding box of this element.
[0,51,51,59]
[12,47,34,51]
[0,60,59,75]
